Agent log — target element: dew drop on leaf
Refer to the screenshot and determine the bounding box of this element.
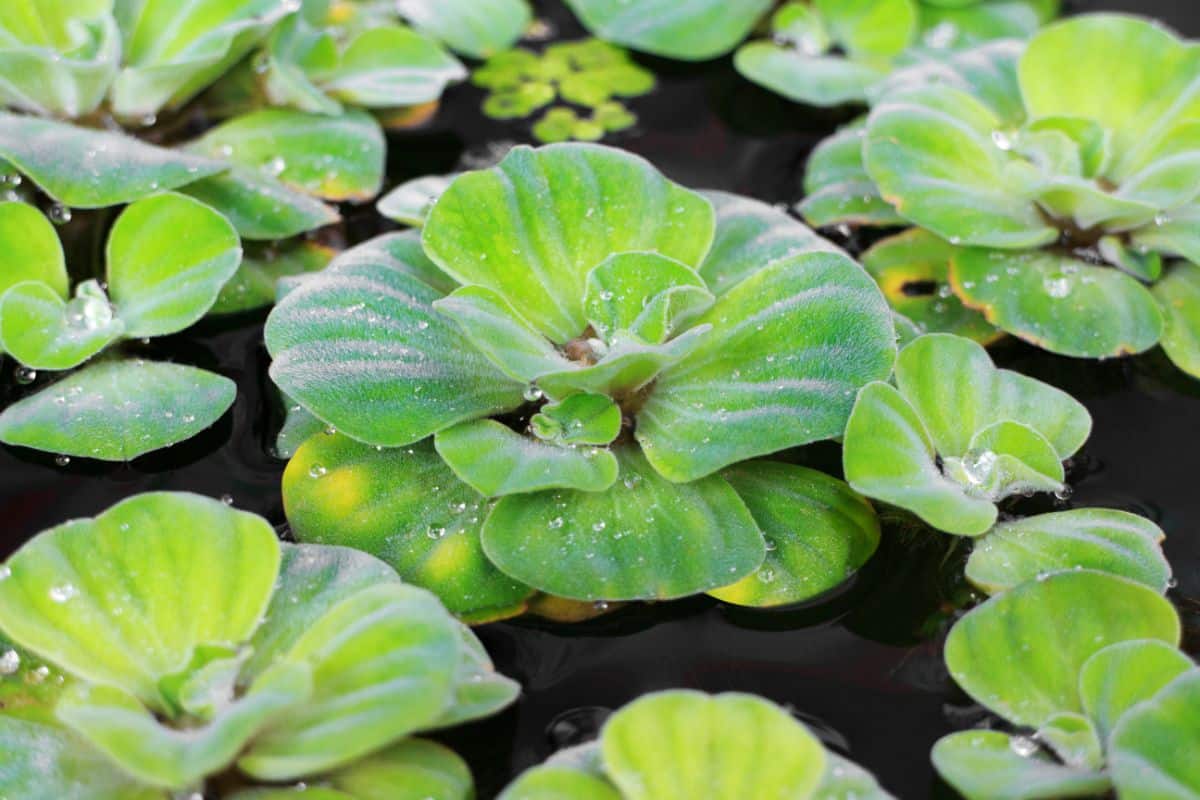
[0,649,19,675]
[48,204,72,225]
[48,584,78,603]
[14,366,36,384]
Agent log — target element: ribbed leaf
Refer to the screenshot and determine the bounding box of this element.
[0,359,235,461]
[182,168,340,241]
[0,201,68,298]
[0,281,123,370]
[1079,639,1194,743]
[636,250,896,483]
[481,447,765,601]
[266,235,525,448]
[1110,670,1200,800]
[932,731,1111,800]
[799,120,904,228]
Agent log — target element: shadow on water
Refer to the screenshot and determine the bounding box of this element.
[0,1,1197,797]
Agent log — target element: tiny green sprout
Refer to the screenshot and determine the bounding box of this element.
[934,569,1200,800]
[500,690,895,799]
[0,197,241,461]
[270,143,896,617]
[474,39,654,143]
[0,491,514,800]
[735,0,1059,108]
[803,14,1200,376]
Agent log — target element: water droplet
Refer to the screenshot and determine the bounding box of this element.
[323,424,337,435]
[523,385,544,403]
[925,21,958,48]
[592,520,606,532]
[265,156,287,177]
[991,131,1013,151]
[54,455,71,467]
[426,526,447,540]
[308,464,327,478]
[548,516,564,529]
[14,366,36,384]
[220,494,234,506]
[546,706,611,750]
[49,584,78,603]
[0,649,19,675]
[0,565,9,581]
[757,567,777,584]
[1009,736,1038,757]
[961,450,997,486]
[1043,275,1071,298]
[48,204,72,225]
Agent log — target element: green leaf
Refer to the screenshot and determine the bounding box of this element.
[799,120,906,228]
[237,583,461,781]
[601,691,826,799]
[944,570,1180,728]
[397,0,532,59]
[266,234,525,448]
[282,434,533,623]
[584,252,713,343]
[483,82,556,119]
[815,0,916,58]
[0,9,119,119]
[0,492,279,711]
[531,393,621,446]
[1017,14,1200,182]
[55,665,310,790]
[0,359,235,460]
[191,109,386,202]
[500,765,621,800]
[320,26,467,109]
[435,419,620,496]
[0,717,165,800]
[1133,205,1200,265]
[1079,639,1195,743]
[918,2,1045,48]
[1038,712,1104,771]
[892,333,1091,458]
[1110,670,1200,800]
[106,193,242,338]
[433,285,572,383]
[182,168,340,241]
[861,229,1000,344]
[325,739,475,800]
[863,86,1057,248]
[0,112,223,208]
[734,44,885,108]
[481,446,765,601]
[274,393,326,459]
[377,174,456,227]
[637,250,896,483]
[941,420,1064,502]
[843,381,998,536]
[111,0,295,117]
[435,626,520,729]
[0,201,68,297]
[932,730,1112,800]
[951,248,1164,358]
[211,242,334,316]
[565,0,773,60]
[816,752,895,800]
[1152,261,1200,379]
[967,509,1171,595]
[423,143,716,343]
[708,462,880,608]
[699,191,841,296]
[0,280,123,370]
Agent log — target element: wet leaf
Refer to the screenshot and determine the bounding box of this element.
[1110,670,1200,800]
[531,393,621,447]
[932,730,1111,800]
[583,252,713,344]
[564,0,773,60]
[0,281,123,370]
[182,168,340,241]
[319,27,467,109]
[1078,639,1195,743]
[0,201,68,298]
[211,242,334,316]
[799,119,905,228]
[481,447,765,601]
[0,359,235,461]
[377,174,456,227]
[1151,261,1200,379]
[0,112,222,208]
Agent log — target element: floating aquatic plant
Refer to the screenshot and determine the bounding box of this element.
[0,492,513,799]
[268,142,897,618]
[0,196,240,460]
[934,569,1199,799]
[804,15,1200,374]
[564,0,774,61]
[736,0,1057,108]
[843,333,1172,590]
[500,690,893,799]
[473,39,654,143]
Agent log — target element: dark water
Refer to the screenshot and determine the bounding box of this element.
[1,2,1198,797]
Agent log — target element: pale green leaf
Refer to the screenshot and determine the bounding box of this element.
[397,0,532,58]
[1079,639,1195,743]
[0,280,123,370]
[932,730,1111,800]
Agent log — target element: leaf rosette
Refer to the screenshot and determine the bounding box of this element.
[803,15,1200,375]
[934,569,1200,800]
[0,491,514,799]
[269,143,897,616]
[499,690,894,799]
[735,0,1057,108]
[0,195,242,461]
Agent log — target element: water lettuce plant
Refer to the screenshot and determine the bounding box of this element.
[804,14,1200,375]
[473,39,654,143]
[268,142,897,619]
[500,690,893,799]
[736,0,1057,108]
[933,569,1199,799]
[0,491,514,799]
[0,196,241,461]
[843,333,1172,592]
